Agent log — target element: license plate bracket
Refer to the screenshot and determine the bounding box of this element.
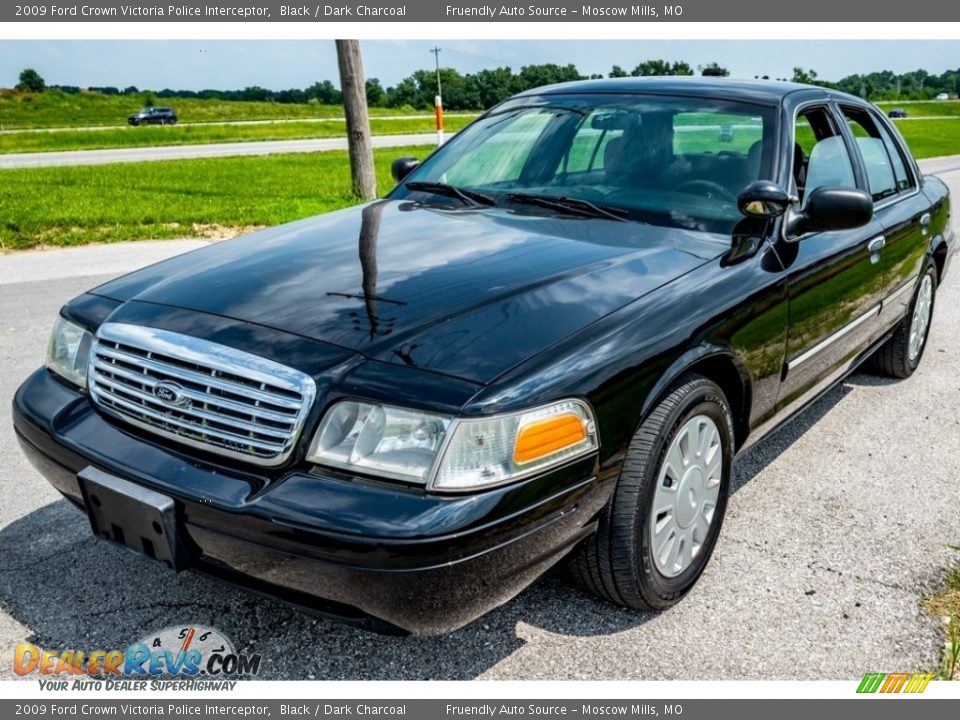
[78,466,189,572]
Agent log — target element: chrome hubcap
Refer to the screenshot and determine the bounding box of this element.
[908,275,933,363]
[650,414,723,578]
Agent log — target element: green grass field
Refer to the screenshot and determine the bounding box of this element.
[876,101,960,118]
[0,115,476,154]
[0,146,437,250]
[0,90,420,129]
[891,118,960,159]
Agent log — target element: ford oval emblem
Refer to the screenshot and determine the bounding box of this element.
[154,381,188,407]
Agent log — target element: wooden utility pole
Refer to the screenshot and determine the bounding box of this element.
[336,39,377,201]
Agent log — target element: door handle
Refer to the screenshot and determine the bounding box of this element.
[920,213,931,235]
[867,236,886,253]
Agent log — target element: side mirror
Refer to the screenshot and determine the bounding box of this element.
[737,180,793,219]
[391,157,420,183]
[787,187,873,238]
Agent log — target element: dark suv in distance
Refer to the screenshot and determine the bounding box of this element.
[14,78,954,635]
[127,107,177,126]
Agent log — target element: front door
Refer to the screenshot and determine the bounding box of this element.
[776,104,888,415]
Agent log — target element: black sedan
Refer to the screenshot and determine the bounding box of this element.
[14,79,954,635]
[127,106,177,126]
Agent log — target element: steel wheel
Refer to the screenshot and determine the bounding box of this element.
[649,414,723,578]
[908,274,933,363]
[568,373,732,610]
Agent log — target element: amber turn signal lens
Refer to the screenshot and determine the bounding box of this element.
[513,413,587,466]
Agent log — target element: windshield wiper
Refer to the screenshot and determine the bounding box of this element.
[506,193,629,222]
[405,182,496,207]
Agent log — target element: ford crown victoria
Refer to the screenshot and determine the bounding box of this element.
[14,79,953,634]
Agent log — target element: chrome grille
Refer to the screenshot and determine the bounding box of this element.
[88,323,317,466]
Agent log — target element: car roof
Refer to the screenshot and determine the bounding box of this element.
[515,76,865,107]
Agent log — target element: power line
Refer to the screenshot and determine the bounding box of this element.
[441,45,510,66]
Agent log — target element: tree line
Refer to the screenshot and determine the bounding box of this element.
[791,67,960,100]
[14,61,960,111]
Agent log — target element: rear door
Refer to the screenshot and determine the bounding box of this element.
[777,104,887,415]
[836,104,928,335]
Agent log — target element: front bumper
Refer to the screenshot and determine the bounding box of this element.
[13,368,610,635]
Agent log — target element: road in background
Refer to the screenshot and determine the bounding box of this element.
[0,159,957,680]
[2,116,957,169]
[0,132,448,168]
[0,113,476,135]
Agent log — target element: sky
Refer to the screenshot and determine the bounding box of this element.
[2,40,959,91]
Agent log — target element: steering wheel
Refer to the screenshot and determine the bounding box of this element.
[672,180,738,204]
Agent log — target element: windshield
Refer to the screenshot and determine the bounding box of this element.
[395,93,777,234]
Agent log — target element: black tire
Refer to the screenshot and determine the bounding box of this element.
[869,264,937,379]
[569,373,734,610]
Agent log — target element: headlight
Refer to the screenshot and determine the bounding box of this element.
[307,401,453,483]
[45,315,92,389]
[307,399,598,491]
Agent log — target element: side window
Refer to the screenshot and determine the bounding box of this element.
[794,107,856,207]
[873,118,915,193]
[840,106,904,202]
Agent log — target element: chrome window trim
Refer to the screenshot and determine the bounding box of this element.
[784,99,920,224]
[780,99,850,244]
[88,323,317,467]
[873,186,921,212]
[786,99,841,196]
[836,102,921,210]
[882,276,919,308]
[870,106,923,190]
[786,304,881,371]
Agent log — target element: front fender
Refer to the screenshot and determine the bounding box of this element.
[639,345,753,448]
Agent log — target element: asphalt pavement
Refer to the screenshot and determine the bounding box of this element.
[0,113,475,135]
[0,159,958,680]
[0,132,447,169]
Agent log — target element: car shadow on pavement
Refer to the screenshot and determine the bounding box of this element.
[0,374,874,681]
[0,498,656,680]
[728,377,857,494]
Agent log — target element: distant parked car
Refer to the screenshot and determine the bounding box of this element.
[936,93,950,101]
[888,108,908,118]
[127,107,177,126]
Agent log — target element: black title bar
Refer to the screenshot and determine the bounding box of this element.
[4,0,957,22]
[0,699,958,720]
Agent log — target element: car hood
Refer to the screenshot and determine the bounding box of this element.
[91,200,727,384]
